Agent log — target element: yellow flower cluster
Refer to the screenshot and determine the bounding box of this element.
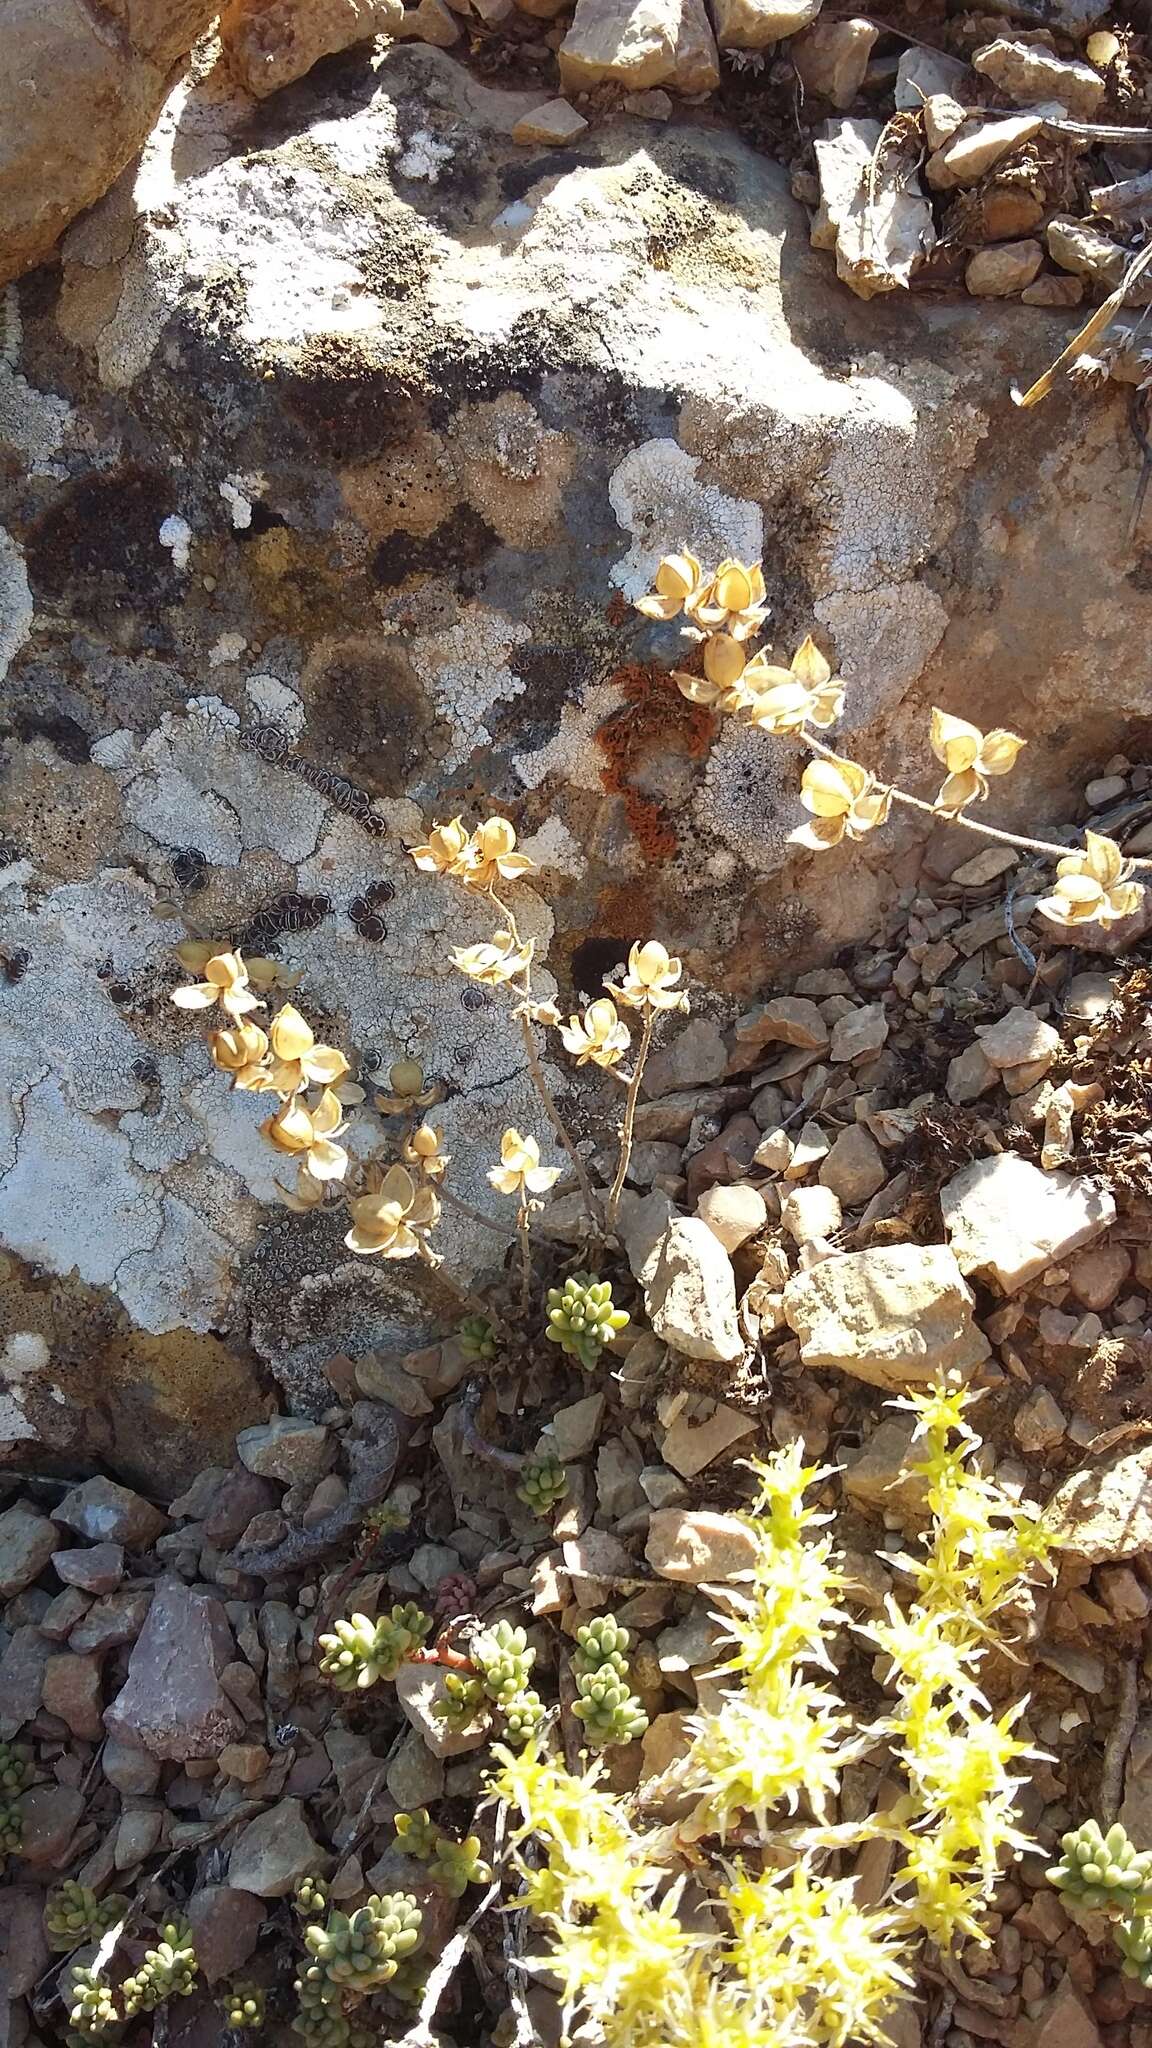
[1037,830,1142,929]
[409,815,535,891]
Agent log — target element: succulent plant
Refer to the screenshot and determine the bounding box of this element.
[544,1272,629,1369]
[0,1738,30,1800]
[572,1667,649,1748]
[66,1965,118,2042]
[429,1832,493,1899]
[458,1314,497,1363]
[318,1604,432,1691]
[1049,1820,1152,1917]
[435,1669,489,1731]
[292,1971,349,2048]
[1114,1913,1152,1984]
[294,1874,329,1919]
[573,1614,632,1679]
[359,1498,411,1543]
[0,1798,22,1861]
[474,1619,536,1703]
[121,1922,199,2015]
[393,1808,438,1860]
[516,1451,568,1516]
[302,1894,422,1996]
[224,1981,266,2029]
[501,1687,546,1749]
[45,1882,129,1952]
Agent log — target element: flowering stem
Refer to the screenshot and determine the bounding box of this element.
[799,728,1152,869]
[517,1198,532,1316]
[604,1007,654,1238]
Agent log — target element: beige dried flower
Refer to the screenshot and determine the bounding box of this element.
[451,930,534,986]
[789,756,892,851]
[689,559,770,641]
[615,939,686,1013]
[345,1164,440,1258]
[267,1003,350,1096]
[516,997,562,1027]
[930,710,1026,812]
[402,1122,449,1180]
[209,1021,270,1090]
[374,1058,442,1117]
[279,1165,328,1213]
[1037,831,1144,928]
[634,552,705,622]
[744,637,845,734]
[462,818,536,892]
[559,998,631,1069]
[409,816,473,879]
[261,1088,349,1183]
[171,949,261,1022]
[488,1129,562,1198]
[673,633,757,714]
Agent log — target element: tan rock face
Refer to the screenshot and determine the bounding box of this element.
[559,0,720,93]
[0,0,218,288]
[219,0,403,98]
[783,1244,990,1389]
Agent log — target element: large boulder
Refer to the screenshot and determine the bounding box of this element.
[1,42,1150,1424]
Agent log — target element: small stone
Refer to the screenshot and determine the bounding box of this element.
[0,1884,51,1996]
[395,0,460,43]
[409,1543,463,1592]
[977,1008,1060,1071]
[780,1183,843,1245]
[559,0,720,93]
[1022,273,1084,306]
[104,1581,243,1760]
[1085,773,1127,806]
[623,88,674,116]
[843,1418,927,1517]
[640,1464,689,1508]
[259,1601,299,1709]
[394,1661,489,1756]
[1097,1564,1149,1623]
[218,1742,270,1783]
[1068,1243,1131,1310]
[830,1002,888,1063]
[645,1508,760,1583]
[354,1355,432,1416]
[662,1403,758,1479]
[753,1127,793,1172]
[102,1736,161,1794]
[639,1709,693,1781]
[947,1042,998,1105]
[1029,1976,1102,2048]
[791,18,878,109]
[186,1885,265,1984]
[386,1728,445,1809]
[17,1785,84,1868]
[643,1217,743,1363]
[941,1153,1115,1295]
[1013,1386,1067,1453]
[228,1798,326,1898]
[923,92,967,150]
[0,1504,61,1597]
[973,39,1104,120]
[529,1550,569,1615]
[784,1121,830,1177]
[42,1651,104,1740]
[539,1391,606,1462]
[53,1544,125,1594]
[511,99,590,146]
[1047,215,1129,290]
[596,1438,646,1519]
[52,1477,167,1550]
[69,1589,152,1654]
[1039,1642,1107,1692]
[114,1808,164,1869]
[1047,1443,1152,1562]
[220,0,404,96]
[783,1243,990,1390]
[642,1017,728,1096]
[926,114,1042,192]
[712,0,820,47]
[236,1417,331,1488]
[695,1183,767,1252]
[819,1125,885,1206]
[950,844,1019,885]
[966,239,1043,296]
[40,1587,92,1641]
[894,44,968,108]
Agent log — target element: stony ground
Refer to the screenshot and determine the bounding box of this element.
[7,753,1152,2048]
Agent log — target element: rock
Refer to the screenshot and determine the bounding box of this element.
[624,88,674,116]
[643,1018,729,1098]
[218,1742,271,1782]
[0,1505,61,1597]
[643,1217,743,1363]
[538,1392,606,1462]
[409,1542,462,1591]
[595,1436,646,1519]
[947,1042,998,1105]
[53,1544,125,1594]
[41,1587,92,1641]
[394,1661,489,1756]
[753,1127,793,1172]
[354,1354,432,1416]
[387,1728,445,1809]
[639,1709,693,1782]
[818,1125,885,1206]
[662,1403,758,1479]
[236,1417,331,1488]
[791,19,878,109]
[927,114,1042,191]
[228,1798,326,1897]
[53,1478,167,1550]
[559,0,720,94]
[0,1626,50,1738]
[973,39,1104,120]
[204,1471,281,1550]
[815,119,936,298]
[1098,1564,1149,1623]
[1029,1977,1102,2048]
[0,1884,51,1997]
[695,1183,767,1252]
[1046,215,1129,290]
[42,1651,104,1740]
[1022,273,1084,305]
[1047,1444,1152,1562]
[645,1508,760,1583]
[1065,972,1119,1021]
[69,1589,153,1655]
[0,0,218,288]
[220,0,404,99]
[843,1417,927,1516]
[712,0,820,45]
[104,1581,243,1760]
[977,1008,1060,1072]
[395,0,461,41]
[259,1602,299,1708]
[966,241,1044,297]
[511,100,590,146]
[640,1464,689,1508]
[784,1122,830,1179]
[894,45,969,108]
[102,1736,161,1795]
[941,1153,1115,1295]
[830,1003,888,1063]
[783,1243,990,1389]
[741,996,829,1054]
[1013,1386,1067,1453]
[114,1807,164,1868]
[186,1885,266,1984]
[780,1183,843,1245]
[16,1785,85,1868]
[1069,1244,1131,1309]
[922,93,968,150]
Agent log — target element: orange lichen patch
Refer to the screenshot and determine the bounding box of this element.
[593,662,716,861]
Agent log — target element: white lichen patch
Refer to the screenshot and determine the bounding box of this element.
[247,672,305,738]
[111,701,326,864]
[817,582,948,733]
[308,87,399,175]
[0,526,33,685]
[417,604,531,770]
[518,815,587,878]
[210,632,249,667]
[0,1075,162,1290]
[159,514,193,570]
[0,366,71,475]
[396,131,455,183]
[513,677,624,794]
[0,1333,48,1446]
[608,440,763,601]
[116,1192,235,1335]
[694,720,795,877]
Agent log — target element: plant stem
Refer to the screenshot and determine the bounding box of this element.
[438,1181,513,1238]
[518,1199,532,1316]
[416,1238,513,1340]
[604,1007,655,1237]
[799,729,1152,869]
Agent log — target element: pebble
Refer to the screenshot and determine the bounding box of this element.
[70,1588,152,1654]
[104,1581,243,1760]
[218,1741,270,1782]
[40,1587,92,1641]
[17,1785,85,1867]
[780,1183,843,1245]
[1047,1442,1152,1561]
[712,0,819,49]
[1067,1244,1131,1311]
[819,1124,886,1206]
[947,1042,998,1105]
[639,1464,689,1508]
[53,1543,125,1594]
[42,1650,104,1741]
[0,1625,50,1738]
[784,1242,989,1390]
[1038,1642,1107,1693]
[695,1182,767,1252]
[538,1391,606,1462]
[52,1477,167,1549]
[977,1008,1060,1072]
[927,114,1042,192]
[643,1216,743,1363]
[228,1797,327,1897]
[973,38,1104,120]
[596,1438,646,1519]
[1013,1386,1068,1453]
[1096,1563,1150,1623]
[102,1735,162,1795]
[0,1505,61,1598]
[1022,274,1084,307]
[186,1885,266,1984]
[386,1728,445,1808]
[511,98,589,145]
[661,1403,758,1480]
[645,1508,760,1583]
[941,1153,1115,1295]
[830,1002,888,1063]
[783,1120,830,1177]
[642,1016,728,1097]
[1047,215,1129,290]
[791,18,879,109]
[236,1418,332,1488]
[114,1807,164,1869]
[394,1661,489,1756]
[966,240,1044,297]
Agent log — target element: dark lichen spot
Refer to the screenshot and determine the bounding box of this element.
[25,469,181,623]
[372,505,498,596]
[305,640,440,794]
[10,711,92,764]
[570,935,632,1001]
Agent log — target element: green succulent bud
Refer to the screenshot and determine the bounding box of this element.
[458,1315,497,1363]
[302,1894,422,1997]
[434,1669,487,1730]
[516,1452,568,1517]
[474,1619,536,1703]
[393,1808,438,1860]
[1115,1913,1152,1984]
[0,1740,30,1800]
[121,1921,199,2015]
[502,1687,546,1750]
[1048,1820,1152,1917]
[571,1667,649,1748]
[292,1970,349,2048]
[294,1874,328,1919]
[66,1965,118,2041]
[318,1604,432,1691]
[224,1981,266,2029]
[0,1796,22,1859]
[45,1882,130,1952]
[387,1955,430,2005]
[573,1614,631,1680]
[360,1498,410,1542]
[544,1271,629,1369]
[429,1833,493,1899]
